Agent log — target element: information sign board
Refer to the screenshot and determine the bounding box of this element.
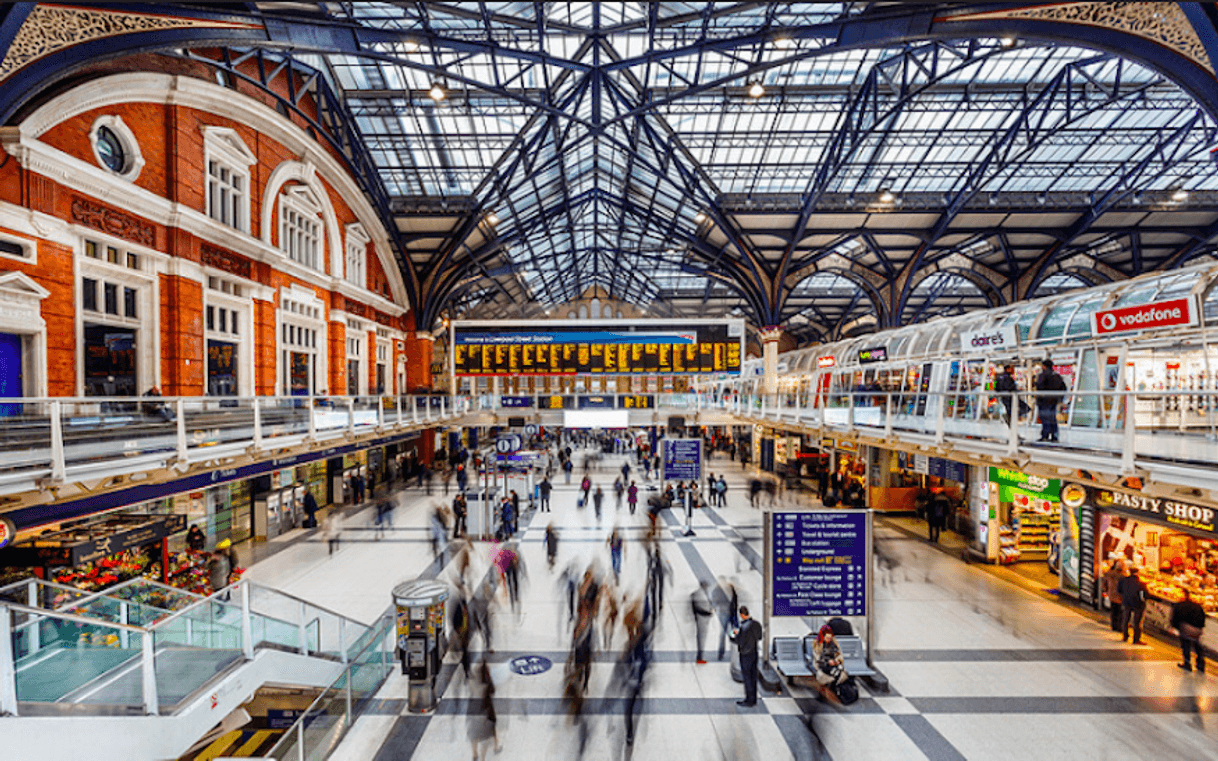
[451,319,743,376]
[771,511,868,617]
[662,439,702,481]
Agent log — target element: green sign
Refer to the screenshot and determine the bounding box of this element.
[989,467,1060,502]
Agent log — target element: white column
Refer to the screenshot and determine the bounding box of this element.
[759,326,783,396]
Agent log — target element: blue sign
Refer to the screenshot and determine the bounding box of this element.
[929,457,967,483]
[500,396,534,408]
[509,655,552,676]
[267,709,304,729]
[663,439,701,481]
[577,395,615,409]
[772,511,868,617]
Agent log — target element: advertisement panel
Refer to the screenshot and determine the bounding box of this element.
[772,511,868,617]
[1091,296,1198,336]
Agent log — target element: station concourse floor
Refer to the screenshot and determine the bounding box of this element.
[241,450,1218,761]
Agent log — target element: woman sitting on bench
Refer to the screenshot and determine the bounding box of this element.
[813,624,848,693]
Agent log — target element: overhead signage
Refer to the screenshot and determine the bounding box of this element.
[1091,296,1198,336]
[857,346,887,364]
[772,511,868,617]
[495,435,523,454]
[930,458,968,484]
[499,396,534,408]
[989,467,1060,501]
[4,514,186,567]
[497,451,541,470]
[817,355,836,369]
[662,439,702,481]
[616,395,655,409]
[452,319,743,376]
[537,395,575,410]
[959,326,1018,353]
[1095,487,1216,537]
[577,395,615,409]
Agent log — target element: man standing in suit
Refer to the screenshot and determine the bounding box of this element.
[732,605,763,706]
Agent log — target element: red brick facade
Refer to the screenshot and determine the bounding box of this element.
[0,70,431,399]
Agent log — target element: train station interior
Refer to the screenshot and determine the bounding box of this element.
[0,3,1217,760]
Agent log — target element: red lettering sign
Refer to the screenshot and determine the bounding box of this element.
[1091,297,1197,335]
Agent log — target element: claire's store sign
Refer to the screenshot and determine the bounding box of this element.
[959,326,1018,353]
[1091,296,1198,336]
[1094,488,1217,536]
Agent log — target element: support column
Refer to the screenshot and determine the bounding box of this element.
[759,326,784,396]
[402,332,435,393]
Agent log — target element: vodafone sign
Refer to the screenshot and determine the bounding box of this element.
[1091,296,1198,336]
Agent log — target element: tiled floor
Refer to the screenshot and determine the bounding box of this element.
[247,447,1218,760]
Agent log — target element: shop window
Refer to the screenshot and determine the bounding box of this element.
[83,323,137,397]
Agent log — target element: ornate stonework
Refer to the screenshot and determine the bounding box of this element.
[0,5,261,82]
[758,326,784,343]
[201,243,252,280]
[70,196,155,248]
[948,2,1213,74]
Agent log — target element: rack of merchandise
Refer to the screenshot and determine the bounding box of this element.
[998,525,1020,563]
[1014,506,1057,557]
[145,549,212,595]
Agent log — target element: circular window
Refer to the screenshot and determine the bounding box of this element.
[95,125,126,173]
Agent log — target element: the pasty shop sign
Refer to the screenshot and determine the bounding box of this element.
[1096,489,1217,536]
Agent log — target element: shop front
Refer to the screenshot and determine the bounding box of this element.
[254,468,303,540]
[883,452,969,524]
[985,469,1080,595]
[1077,484,1218,653]
[1,513,186,594]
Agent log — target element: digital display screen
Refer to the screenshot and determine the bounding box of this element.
[452,320,743,376]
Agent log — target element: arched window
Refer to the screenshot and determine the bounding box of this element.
[278,185,324,270]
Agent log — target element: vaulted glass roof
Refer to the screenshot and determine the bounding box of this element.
[257,2,1218,338]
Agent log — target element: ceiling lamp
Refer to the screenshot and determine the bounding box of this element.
[1172,187,1189,202]
[428,82,446,101]
[694,211,708,223]
[486,211,500,225]
[773,35,795,50]
[1000,36,1017,47]
[878,188,895,204]
[747,81,766,98]
[402,39,420,53]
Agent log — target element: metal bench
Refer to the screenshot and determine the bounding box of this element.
[836,635,876,677]
[771,636,813,678]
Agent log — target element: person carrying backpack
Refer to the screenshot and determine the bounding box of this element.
[1034,359,1067,442]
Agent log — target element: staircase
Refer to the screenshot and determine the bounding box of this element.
[0,578,393,761]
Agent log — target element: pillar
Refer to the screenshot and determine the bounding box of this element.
[402,332,435,393]
[759,325,783,395]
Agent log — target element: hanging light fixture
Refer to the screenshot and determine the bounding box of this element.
[429,82,446,101]
[1172,187,1189,202]
[878,188,895,204]
[486,211,500,225]
[748,81,766,98]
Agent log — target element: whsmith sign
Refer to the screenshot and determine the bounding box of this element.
[1086,486,1217,537]
[960,326,1018,353]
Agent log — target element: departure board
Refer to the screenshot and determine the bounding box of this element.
[451,320,744,376]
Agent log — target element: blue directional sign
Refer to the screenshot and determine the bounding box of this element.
[662,439,702,481]
[509,655,552,676]
[771,511,868,617]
